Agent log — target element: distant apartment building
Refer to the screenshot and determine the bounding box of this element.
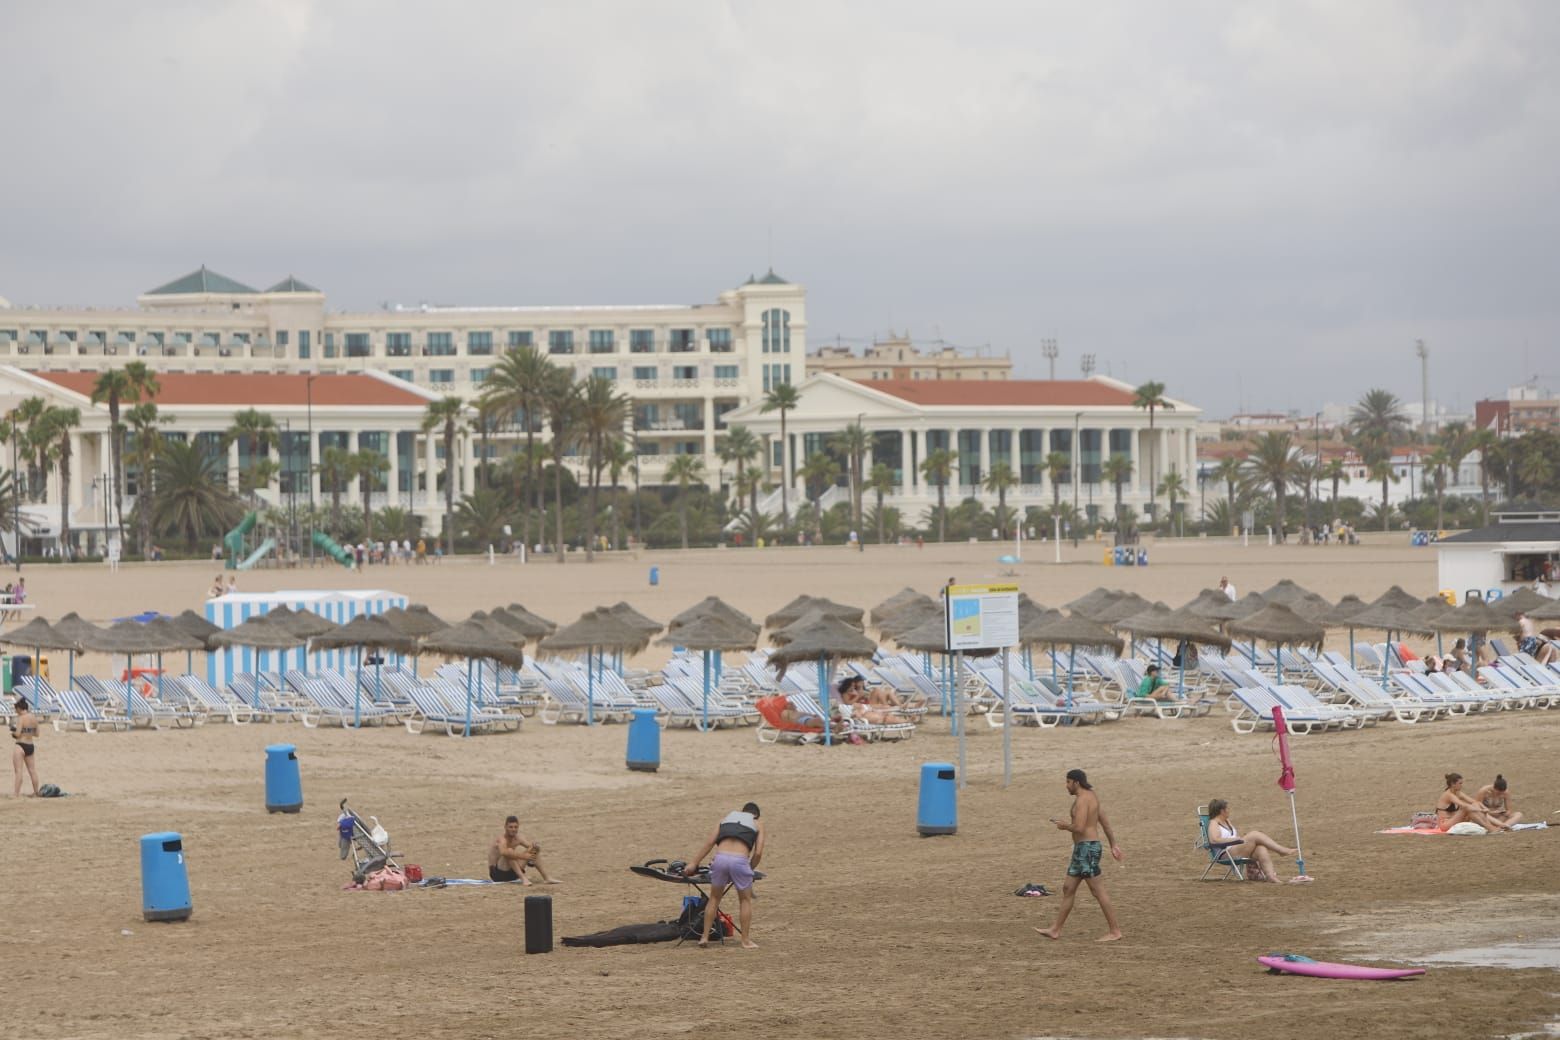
[1476,384,1559,435]
[808,334,1011,382]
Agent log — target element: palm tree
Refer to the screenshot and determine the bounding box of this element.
[125,402,170,555]
[478,347,557,554]
[1468,428,1499,524]
[579,374,631,562]
[604,437,635,551]
[1132,381,1174,520]
[718,425,762,530]
[868,462,895,545]
[919,448,957,542]
[38,406,81,555]
[224,408,279,495]
[830,423,871,536]
[90,368,131,544]
[1044,451,1070,514]
[1516,443,1553,494]
[664,454,704,549]
[456,487,514,544]
[421,396,466,557]
[14,396,49,501]
[982,462,1018,537]
[154,439,243,548]
[1241,432,1303,541]
[540,371,580,562]
[316,445,354,537]
[1423,447,1450,532]
[733,464,766,540]
[1101,454,1133,527]
[1366,457,1399,531]
[1318,457,1349,525]
[1156,469,1188,536]
[760,382,800,528]
[375,506,419,543]
[800,451,841,539]
[1350,389,1409,519]
[351,450,390,540]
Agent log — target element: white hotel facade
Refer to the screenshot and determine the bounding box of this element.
[0,268,1200,542]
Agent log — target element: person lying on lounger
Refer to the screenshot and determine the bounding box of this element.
[1435,773,1512,832]
[1206,799,1296,882]
[488,814,562,884]
[1474,775,1523,827]
[837,677,912,724]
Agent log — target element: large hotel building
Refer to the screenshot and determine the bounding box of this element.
[0,268,1198,547]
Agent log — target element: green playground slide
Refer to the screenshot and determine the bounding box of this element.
[236,536,277,570]
[312,530,356,567]
[223,511,259,570]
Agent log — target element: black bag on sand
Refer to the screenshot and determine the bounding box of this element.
[561,923,683,947]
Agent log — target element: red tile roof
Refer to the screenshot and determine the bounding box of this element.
[34,372,429,408]
[860,379,1137,408]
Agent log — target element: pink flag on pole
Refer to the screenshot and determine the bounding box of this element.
[1273,705,1296,793]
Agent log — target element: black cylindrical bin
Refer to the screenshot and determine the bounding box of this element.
[524,894,553,954]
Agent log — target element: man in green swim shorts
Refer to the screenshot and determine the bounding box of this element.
[1035,768,1124,942]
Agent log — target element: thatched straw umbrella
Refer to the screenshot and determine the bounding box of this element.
[870,587,928,626]
[766,611,878,747]
[87,619,203,717]
[1431,598,1521,683]
[1064,588,1123,619]
[47,612,109,690]
[657,613,759,729]
[1491,586,1550,618]
[1319,594,1368,668]
[667,597,759,685]
[505,604,557,636]
[138,618,207,698]
[892,613,970,716]
[420,621,527,737]
[1260,579,1320,607]
[171,609,221,651]
[0,618,80,708]
[1020,612,1124,707]
[1182,588,1235,619]
[1337,600,1436,680]
[764,595,864,630]
[209,616,305,708]
[1091,593,1156,627]
[392,605,451,637]
[1226,604,1325,682]
[1370,585,1424,612]
[1527,597,1560,623]
[310,615,419,727]
[540,609,649,724]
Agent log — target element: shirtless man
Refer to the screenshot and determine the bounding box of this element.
[1474,775,1523,827]
[1036,768,1123,942]
[685,802,765,949]
[487,815,560,885]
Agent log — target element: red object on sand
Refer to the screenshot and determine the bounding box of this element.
[755,695,822,734]
[1273,706,1296,793]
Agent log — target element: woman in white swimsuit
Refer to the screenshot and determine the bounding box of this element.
[1206,799,1297,883]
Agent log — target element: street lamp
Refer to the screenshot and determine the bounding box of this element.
[306,373,317,564]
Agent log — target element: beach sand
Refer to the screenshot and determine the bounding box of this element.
[4,537,1558,1040]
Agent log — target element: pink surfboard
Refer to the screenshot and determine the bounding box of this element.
[1259,955,1424,980]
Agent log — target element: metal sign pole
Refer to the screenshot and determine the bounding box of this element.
[955,649,966,791]
[1001,647,1012,787]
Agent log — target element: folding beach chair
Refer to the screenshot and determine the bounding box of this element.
[1197,805,1252,881]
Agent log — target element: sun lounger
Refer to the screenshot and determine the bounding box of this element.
[51,689,131,733]
[1309,661,1443,723]
[172,675,266,723]
[1228,686,1345,735]
[401,684,517,736]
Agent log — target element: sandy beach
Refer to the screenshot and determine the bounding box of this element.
[4,537,1558,1040]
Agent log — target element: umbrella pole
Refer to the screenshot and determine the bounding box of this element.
[1288,789,1307,878]
[702,649,711,732]
[157,652,164,701]
[125,653,134,720]
[1348,626,1355,670]
[376,655,383,713]
[1276,644,1283,684]
[463,657,474,738]
[1382,630,1391,682]
[819,654,832,748]
[587,649,595,726]
[1067,646,1076,711]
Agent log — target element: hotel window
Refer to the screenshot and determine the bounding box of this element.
[588,330,615,354]
[669,329,695,353]
[323,332,337,358]
[276,330,289,348]
[386,332,412,357]
[714,365,739,380]
[630,329,655,353]
[470,368,491,384]
[673,403,702,430]
[761,309,791,353]
[637,441,660,456]
[633,366,657,382]
[672,365,697,381]
[426,332,455,356]
[714,401,738,428]
[635,404,658,429]
[548,330,575,355]
[467,331,493,355]
[762,363,792,392]
[507,330,533,349]
[345,332,372,358]
[298,330,311,358]
[707,328,733,352]
[429,369,455,384]
[592,366,618,381]
[672,441,702,455]
[175,331,192,344]
[146,331,164,346]
[389,369,414,383]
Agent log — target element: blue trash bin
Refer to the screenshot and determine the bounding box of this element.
[264,743,303,814]
[140,831,192,922]
[649,565,660,586]
[626,708,660,772]
[916,762,957,836]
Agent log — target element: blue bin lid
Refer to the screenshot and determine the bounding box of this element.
[265,743,296,754]
[140,831,182,844]
[921,761,955,771]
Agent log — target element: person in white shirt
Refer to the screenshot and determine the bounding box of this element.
[1219,576,1237,602]
[1205,799,1295,883]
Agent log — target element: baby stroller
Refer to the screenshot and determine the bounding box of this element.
[337,797,403,883]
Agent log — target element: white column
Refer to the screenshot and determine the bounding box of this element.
[898,430,909,489]
[96,433,112,519]
[910,429,924,489]
[69,433,86,522]
[227,438,240,492]
[389,434,402,507]
[461,431,476,497]
[424,431,437,509]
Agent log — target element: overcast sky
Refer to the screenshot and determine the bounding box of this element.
[2,1,1557,416]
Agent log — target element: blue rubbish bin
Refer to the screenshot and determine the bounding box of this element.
[649,565,660,586]
[916,762,957,836]
[140,831,192,922]
[626,708,661,772]
[264,743,303,814]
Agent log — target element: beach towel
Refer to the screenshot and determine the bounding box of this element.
[755,695,822,733]
[1377,826,1454,836]
[1510,822,1549,832]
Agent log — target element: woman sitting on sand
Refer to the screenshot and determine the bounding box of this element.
[1435,773,1512,832]
[1474,775,1523,828]
[1206,799,1296,882]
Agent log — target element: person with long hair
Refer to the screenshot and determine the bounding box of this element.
[1473,775,1523,828]
[1436,773,1512,832]
[10,695,41,797]
[1036,769,1123,942]
[1205,799,1296,882]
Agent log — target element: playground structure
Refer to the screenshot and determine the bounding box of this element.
[222,512,354,570]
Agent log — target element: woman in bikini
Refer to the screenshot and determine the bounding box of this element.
[1473,775,1523,827]
[1436,772,1511,832]
[10,695,41,797]
[1206,799,1296,882]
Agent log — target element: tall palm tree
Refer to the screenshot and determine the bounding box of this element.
[1318,457,1349,525]
[224,408,279,494]
[351,450,390,540]
[89,368,131,544]
[579,374,631,562]
[1101,454,1133,527]
[1516,442,1553,494]
[421,396,466,556]
[541,371,580,562]
[800,451,841,539]
[604,436,635,551]
[1210,456,1243,528]
[154,439,243,548]
[919,448,957,542]
[1044,450,1070,514]
[478,347,557,554]
[39,406,81,555]
[317,445,354,537]
[760,382,800,528]
[1132,381,1174,520]
[15,396,49,501]
[1241,432,1304,541]
[1156,469,1188,536]
[717,424,762,528]
[1423,447,1450,532]
[982,462,1018,538]
[734,465,766,540]
[830,423,871,536]
[664,453,704,549]
[1467,428,1498,524]
[125,401,171,555]
[868,462,894,545]
[1349,389,1409,517]
[1366,457,1399,531]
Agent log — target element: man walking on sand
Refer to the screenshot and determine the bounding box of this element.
[1036,768,1123,942]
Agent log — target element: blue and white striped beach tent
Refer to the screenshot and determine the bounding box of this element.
[205,590,407,688]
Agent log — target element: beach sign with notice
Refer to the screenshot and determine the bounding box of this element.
[943,583,1021,651]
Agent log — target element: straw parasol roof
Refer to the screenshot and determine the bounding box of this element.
[1260,579,1320,606]
[387,604,451,638]
[764,595,864,630]
[1116,606,1232,649]
[1020,613,1125,654]
[269,607,337,639]
[1016,593,1050,630]
[1369,585,1424,612]
[209,615,306,651]
[766,613,878,678]
[86,619,203,654]
[1320,594,1368,628]
[541,608,651,655]
[310,614,419,655]
[1090,593,1155,626]
[1182,588,1235,619]
[1410,596,1455,624]
[1430,598,1522,635]
[485,607,545,640]
[1064,588,1123,618]
[1492,587,1550,617]
[1290,592,1336,621]
[607,602,664,638]
[870,587,929,626]
[1338,600,1436,635]
[53,611,107,645]
[420,622,527,669]
[1525,598,1560,622]
[892,614,952,653]
[171,609,222,648]
[138,618,207,652]
[0,617,80,652]
[492,604,557,639]
[668,597,759,636]
[1226,604,1325,647]
[1111,602,1175,635]
[505,604,558,635]
[657,613,759,652]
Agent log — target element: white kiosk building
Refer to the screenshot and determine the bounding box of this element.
[1436,511,1560,600]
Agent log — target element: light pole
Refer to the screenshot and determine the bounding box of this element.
[1042,338,1059,380]
[1072,411,1082,539]
[1313,412,1322,530]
